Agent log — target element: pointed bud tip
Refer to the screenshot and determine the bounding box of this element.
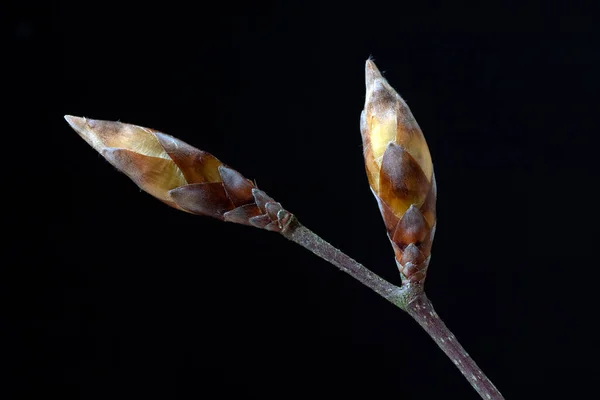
[365,58,384,90]
[64,114,107,150]
[64,115,104,135]
[64,115,85,131]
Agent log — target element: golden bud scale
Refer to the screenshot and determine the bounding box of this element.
[65,115,292,232]
[360,60,437,285]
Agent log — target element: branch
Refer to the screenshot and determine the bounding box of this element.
[281,216,402,303]
[281,217,505,400]
[406,295,505,400]
[64,115,504,399]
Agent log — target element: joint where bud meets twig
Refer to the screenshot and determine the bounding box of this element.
[64,115,294,233]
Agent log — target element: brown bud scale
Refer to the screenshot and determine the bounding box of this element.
[65,115,293,233]
[360,61,437,285]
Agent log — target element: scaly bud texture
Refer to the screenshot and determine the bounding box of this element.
[64,116,293,232]
[360,61,437,286]
[65,65,504,400]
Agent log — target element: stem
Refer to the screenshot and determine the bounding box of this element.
[280,217,401,304]
[406,295,505,399]
[280,217,504,400]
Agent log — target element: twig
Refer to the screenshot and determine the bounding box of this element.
[406,295,505,400]
[281,217,401,303]
[281,217,505,400]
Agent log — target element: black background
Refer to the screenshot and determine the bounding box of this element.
[7,1,599,399]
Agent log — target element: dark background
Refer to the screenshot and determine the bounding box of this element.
[7,1,599,399]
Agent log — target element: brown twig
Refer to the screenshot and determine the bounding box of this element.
[406,295,505,400]
[281,217,401,303]
[281,217,505,400]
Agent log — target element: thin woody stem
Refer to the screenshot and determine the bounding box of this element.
[280,217,401,304]
[406,295,505,400]
[280,216,504,400]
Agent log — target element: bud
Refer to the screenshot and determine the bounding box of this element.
[360,60,437,285]
[65,115,292,231]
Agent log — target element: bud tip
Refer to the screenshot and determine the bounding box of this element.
[64,114,103,150]
[64,114,85,130]
[365,58,384,90]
